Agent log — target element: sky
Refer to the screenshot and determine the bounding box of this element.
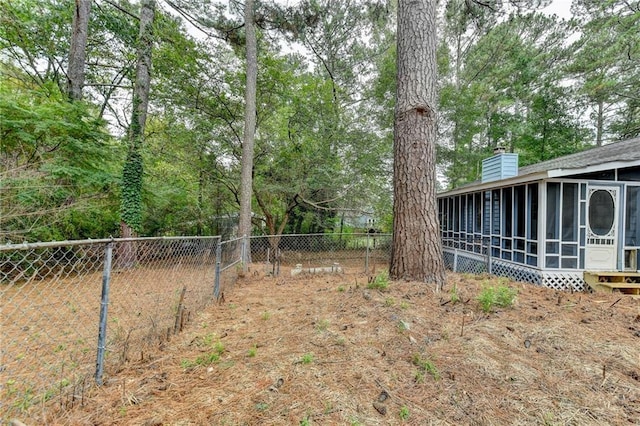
[541,0,573,19]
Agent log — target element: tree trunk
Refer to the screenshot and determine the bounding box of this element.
[120,0,155,255]
[596,99,603,147]
[238,0,257,240]
[67,0,91,101]
[390,0,445,288]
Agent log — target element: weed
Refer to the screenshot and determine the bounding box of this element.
[255,402,269,411]
[261,311,271,320]
[399,405,410,421]
[337,286,345,292]
[450,284,460,304]
[477,285,517,313]
[300,353,314,364]
[412,354,440,381]
[248,345,257,357]
[400,301,409,310]
[398,320,410,331]
[316,319,329,332]
[384,297,395,307]
[182,340,225,369]
[367,272,389,290]
[5,379,16,396]
[335,336,346,346]
[12,387,34,411]
[349,417,363,426]
[300,416,311,425]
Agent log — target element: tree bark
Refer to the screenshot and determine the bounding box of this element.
[67,0,91,101]
[120,0,155,251]
[390,0,445,288]
[238,0,257,240]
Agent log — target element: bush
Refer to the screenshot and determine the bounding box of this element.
[477,285,517,313]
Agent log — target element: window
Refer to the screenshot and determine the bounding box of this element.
[589,190,615,236]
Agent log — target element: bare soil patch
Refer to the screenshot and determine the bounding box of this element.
[28,267,640,425]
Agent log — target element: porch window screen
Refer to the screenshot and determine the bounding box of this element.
[626,186,640,246]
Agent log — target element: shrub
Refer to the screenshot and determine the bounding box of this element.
[367,272,389,290]
[477,285,517,313]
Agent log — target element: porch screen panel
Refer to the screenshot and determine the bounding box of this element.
[526,183,539,267]
[626,186,640,247]
[546,182,561,268]
[562,183,578,242]
[483,191,491,236]
[546,182,560,239]
[514,185,525,238]
[513,185,526,264]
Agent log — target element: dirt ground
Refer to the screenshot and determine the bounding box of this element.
[26,265,640,425]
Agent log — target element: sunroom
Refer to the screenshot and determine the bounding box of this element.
[437,138,640,291]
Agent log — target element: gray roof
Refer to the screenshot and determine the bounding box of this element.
[439,137,640,196]
[518,137,640,175]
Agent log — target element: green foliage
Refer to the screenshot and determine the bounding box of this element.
[0,77,120,242]
[399,405,410,421]
[247,345,257,357]
[315,319,329,332]
[120,148,144,232]
[181,339,225,369]
[300,353,314,364]
[450,284,460,304]
[300,417,311,426]
[367,272,390,290]
[477,285,517,313]
[412,353,440,381]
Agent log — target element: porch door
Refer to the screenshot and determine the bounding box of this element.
[585,186,619,270]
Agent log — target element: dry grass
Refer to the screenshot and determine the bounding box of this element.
[20,267,640,425]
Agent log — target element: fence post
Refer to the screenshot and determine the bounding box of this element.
[453,248,459,273]
[241,235,248,273]
[214,239,222,299]
[365,233,370,274]
[95,241,113,386]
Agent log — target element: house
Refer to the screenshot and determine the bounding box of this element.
[436,138,640,291]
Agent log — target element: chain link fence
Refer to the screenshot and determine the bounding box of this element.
[0,236,223,420]
[248,233,391,276]
[0,233,391,421]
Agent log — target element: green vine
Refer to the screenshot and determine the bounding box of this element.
[120,145,143,232]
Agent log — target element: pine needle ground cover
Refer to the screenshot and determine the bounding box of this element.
[39,268,640,425]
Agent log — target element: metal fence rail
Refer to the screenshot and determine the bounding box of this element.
[0,236,222,420]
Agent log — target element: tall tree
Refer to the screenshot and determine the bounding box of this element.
[238,0,257,239]
[66,0,91,100]
[390,0,445,287]
[120,0,155,240]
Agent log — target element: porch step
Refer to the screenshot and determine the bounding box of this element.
[584,271,640,295]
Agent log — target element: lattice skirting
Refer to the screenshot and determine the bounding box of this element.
[443,249,587,291]
[540,271,586,292]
